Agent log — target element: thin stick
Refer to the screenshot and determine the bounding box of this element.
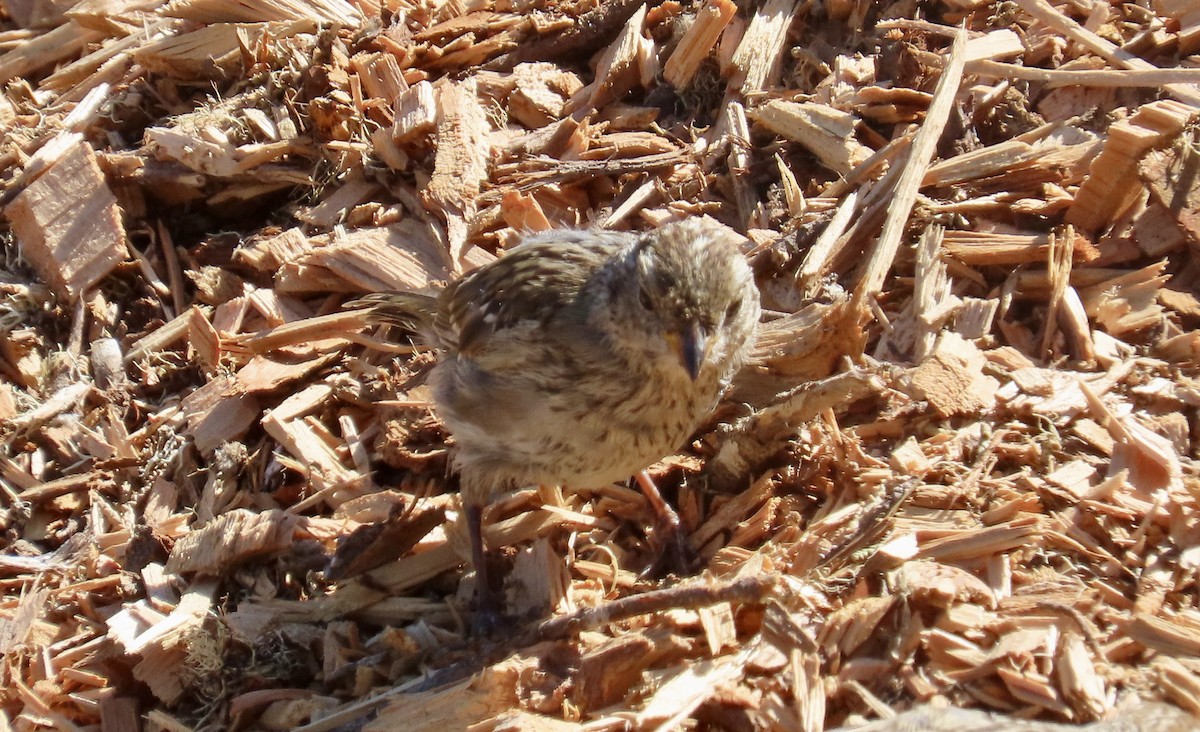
[968,59,1200,87]
[1013,0,1200,106]
[532,574,778,641]
[853,28,967,303]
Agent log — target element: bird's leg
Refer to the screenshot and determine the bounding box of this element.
[635,470,695,576]
[465,502,503,635]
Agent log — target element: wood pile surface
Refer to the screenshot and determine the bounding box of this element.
[2,0,1200,730]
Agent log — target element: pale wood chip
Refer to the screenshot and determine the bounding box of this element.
[1057,632,1110,721]
[291,220,454,293]
[6,140,126,301]
[508,62,581,128]
[0,22,104,84]
[144,125,241,177]
[996,666,1073,717]
[392,80,438,143]
[504,538,569,619]
[579,3,649,110]
[1077,261,1170,336]
[1079,381,1184,494]
[942,229,1098,266]
[134,21,247,78]
[662,0,737,88]
[499,189,552,232]
[962,28,1024,62]
[422,79,491,267]
[1155,656,1200,716]
[896,560,997,609]
[917,518,1041,563]
[1065,100,1196,233]
[180,374,260,455]
[235,228,313,272]
[163,0,363,25]
[566,632,660,711]
[1045,460,1098,498]
[367,655,533,731]
[729,0,801,94]
[924,139,1044,187]
[295,175,380,228]
[351,50,408,103]
[750,100,873,176]
[855,28,966,301]
[698,601,738,656]
[166,510,296,575]
[819,595,896,657]
[634,649,748,727]
[889,437,931,475]
[910,332,999,418]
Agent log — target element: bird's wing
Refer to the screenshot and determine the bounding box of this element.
[437,234,624,354]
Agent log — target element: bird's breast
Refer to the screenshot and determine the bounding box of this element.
[432,325,733,494]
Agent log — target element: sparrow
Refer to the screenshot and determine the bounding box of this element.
[353,217,761,626]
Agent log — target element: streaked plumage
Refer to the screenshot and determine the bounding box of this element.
[354,218,760,622]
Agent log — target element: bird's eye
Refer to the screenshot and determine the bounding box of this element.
[725,299,741,321]
[638,288,654,311]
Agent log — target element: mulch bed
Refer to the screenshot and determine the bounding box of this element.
[2,0,1200,730]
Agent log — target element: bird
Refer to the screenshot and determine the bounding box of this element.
[352,217,761,627]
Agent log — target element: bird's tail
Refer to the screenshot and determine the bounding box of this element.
[346,292,439,336]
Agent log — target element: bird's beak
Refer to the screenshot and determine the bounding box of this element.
[671,321,708,381]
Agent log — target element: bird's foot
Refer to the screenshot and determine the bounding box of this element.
[470,602,505,637]
[651,513,698,577]
[464,502,508,637]
[635,471,698,577]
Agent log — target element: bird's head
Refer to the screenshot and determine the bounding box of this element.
[613,219,760,381]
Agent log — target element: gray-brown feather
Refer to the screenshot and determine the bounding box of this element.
[350,292,440,340]
[355,219,760,507]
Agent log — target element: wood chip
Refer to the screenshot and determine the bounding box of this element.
[6,140,126,301]
[422,79,490,267]
[7,2,1200,730]
[910,332,999,417]
[749,100,873,176]
[663,0,737,89]
[729,0,801,94]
